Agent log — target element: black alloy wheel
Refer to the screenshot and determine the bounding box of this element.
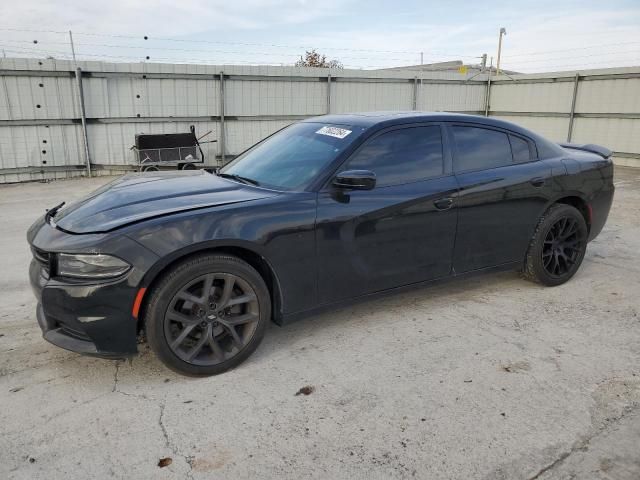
[541,216,586,278]
[145,254,270,376]
[164,273,259,366]
[523,203,588,286]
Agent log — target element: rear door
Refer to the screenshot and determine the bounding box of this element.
[315,124,459,304]
[449,123,554,273]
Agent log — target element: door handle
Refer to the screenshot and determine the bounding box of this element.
[530,177,546,187]
[434,197,454,211]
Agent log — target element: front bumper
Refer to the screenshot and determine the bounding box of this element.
[27,217,159,359]
[30,259,139,358]
[37,303,102,356]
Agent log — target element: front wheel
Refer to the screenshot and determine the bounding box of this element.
[145,254,271,376]
[523,204,588,286]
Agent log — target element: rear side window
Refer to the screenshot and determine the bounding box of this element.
[510,135,533,163]
[343,126,443,187]
[452,126,512,172]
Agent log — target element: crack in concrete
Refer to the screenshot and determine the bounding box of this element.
[112,361,120,393]
[527,402,640,480]
[110,360,153,400]
[113,389,149,400]
[158,401,194,480]
[527,448,577,480]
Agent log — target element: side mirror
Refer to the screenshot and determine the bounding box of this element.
[333,170,376,190]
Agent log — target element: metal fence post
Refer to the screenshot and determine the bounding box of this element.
[0,72,12,120]
[75,67,91,177]
[567,73,580,142]
[219,71,226,165]
[326,73,332,114]
[412,76,418,110]
[484,72,492,116]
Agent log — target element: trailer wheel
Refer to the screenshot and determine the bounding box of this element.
[181,163,197,170]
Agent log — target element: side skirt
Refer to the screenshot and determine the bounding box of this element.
[277,260,522,326]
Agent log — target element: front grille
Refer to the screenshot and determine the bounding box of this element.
[31,247,51,277]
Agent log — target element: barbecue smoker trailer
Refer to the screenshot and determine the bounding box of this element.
[132,126,216,172]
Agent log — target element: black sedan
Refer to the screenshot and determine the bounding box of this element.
[27,112,614,376]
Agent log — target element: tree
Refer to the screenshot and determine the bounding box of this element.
[295,49,343,69]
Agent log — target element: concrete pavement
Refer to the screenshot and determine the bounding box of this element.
[1,169,639,479]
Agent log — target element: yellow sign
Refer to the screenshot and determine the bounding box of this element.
[458,65,468,74]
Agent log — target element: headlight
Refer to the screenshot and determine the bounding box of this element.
[57,253,130,279]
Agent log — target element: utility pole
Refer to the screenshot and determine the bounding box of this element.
[69,30,90,176]
[496,27,506,75]
[68,30,77,64]
[484,56,494,116]
[420,52,424,65]
[219,71,226,165]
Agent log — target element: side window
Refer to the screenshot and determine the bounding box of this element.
[343,126,444,187]
[452,126,512,172]
[509,135,533,163]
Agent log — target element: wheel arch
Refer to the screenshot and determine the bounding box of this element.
[524,193,591,258]
[136,242,284,333]
[552,194,591,233]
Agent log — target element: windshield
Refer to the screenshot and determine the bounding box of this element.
[219,122,362,190]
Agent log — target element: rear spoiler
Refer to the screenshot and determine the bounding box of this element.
[559,142,612,159]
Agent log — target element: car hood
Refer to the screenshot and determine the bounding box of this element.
[53,170,278,234]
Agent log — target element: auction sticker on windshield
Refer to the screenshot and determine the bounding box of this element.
[316,126,352,139]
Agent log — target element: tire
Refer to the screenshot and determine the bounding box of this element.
[522,203,588,286]
[145,254,271,376]
[142,165,159,172]
[180,162,197,170]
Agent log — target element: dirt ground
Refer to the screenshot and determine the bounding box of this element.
[1,168,639,480]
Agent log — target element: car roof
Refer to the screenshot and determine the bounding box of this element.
[302,111,534,136]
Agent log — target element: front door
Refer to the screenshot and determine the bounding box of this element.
[315,124,459,304]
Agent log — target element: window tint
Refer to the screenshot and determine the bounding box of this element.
[510,135,532,163]
[343,126,443,187]
[221,122,362,190]
[452,126,512,172]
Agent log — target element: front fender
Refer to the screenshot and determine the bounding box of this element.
[123,193,318,316]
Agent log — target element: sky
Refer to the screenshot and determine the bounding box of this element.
[1,0,639,73]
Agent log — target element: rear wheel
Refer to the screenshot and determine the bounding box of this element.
[145,254,270,376]
[523,204,588,286]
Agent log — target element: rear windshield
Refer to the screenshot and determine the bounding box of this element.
[220,122,362,190]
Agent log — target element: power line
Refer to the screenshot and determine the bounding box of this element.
[514,59,640,71]
[502,41,640,58]
[3,28,638,72]
[2,25,639,63]
[6,36,640,66]
[0,25,477,59]
[504,49,640,65]
[7,45,636,71]
[0,39,463,63]
[0,44,396,68]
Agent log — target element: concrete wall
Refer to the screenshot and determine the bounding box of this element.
[0,58,638,183]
